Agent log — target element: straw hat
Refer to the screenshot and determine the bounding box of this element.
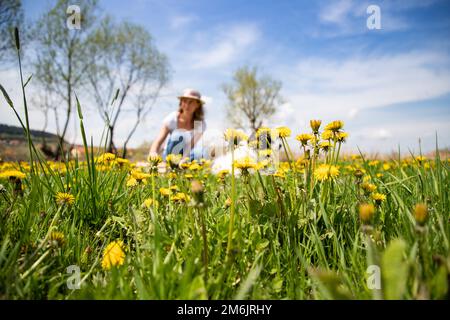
[177,88,205,105]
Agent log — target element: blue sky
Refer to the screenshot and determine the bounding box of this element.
[1,0,450,155]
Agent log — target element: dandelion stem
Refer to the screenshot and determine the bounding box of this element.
[226,146,236,261]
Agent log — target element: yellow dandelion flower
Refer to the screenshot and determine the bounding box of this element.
[325,120,344,132]
[353,169,364,179]
[319,141,332,151]
[361,182,377,194]
[296,133,314,146]
[126,177,138,187]
[256,127,272,137]
[310,120,322,134]
[296,157,309,169]
[359,203,375,223]
[413,203,428,225]
[368,160,379,167]
[0,170,26,180]
[55,192,75,206]
[224,129,248,145]
[166,154,182,169]
[142,198,159,209]
[147,154,162,166]
[224,197,232,208]
[217,170,229,180]
[415,156,427,164]
[371,193,386,205]
[383,163,391,171]
[184,173,194,179]
[180,162,191,169]
[336,131,348,142]
[49,231,65,247]
[189,163,202,171]
[273,170,286,179]
[130,170,151,183]
[97,153,116,164]
[171,192,190,203]
[321,130,333,140]
[234,156,257,172]
[101,240,125,270]
[114,158,130,168]
[255,160,269,170]
[276,126,291,138]
[167,172,177,179]
[159,187,172,196]
[314,164,339,182]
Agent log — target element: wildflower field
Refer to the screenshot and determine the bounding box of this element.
[1,112,449,299]
[0,29,449,301]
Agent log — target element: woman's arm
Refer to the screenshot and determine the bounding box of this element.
[149,125,170,156]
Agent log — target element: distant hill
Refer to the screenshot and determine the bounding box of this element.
[0,123,59,141]
[0,123,63,161]
[0,123,145,162]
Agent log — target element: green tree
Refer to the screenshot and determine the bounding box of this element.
[32,0,100,159]
[86,17,170,157]
[222,66,283,135]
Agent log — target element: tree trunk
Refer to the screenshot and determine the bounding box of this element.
[107,125,117,154]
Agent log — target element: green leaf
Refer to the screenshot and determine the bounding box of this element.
[272,276,283,293]
[111,88,120,105]
[14,27,20,51]
[310,269,353,300]
[234,264,261,300]
[24,74,33,88]
[381,239,408,300]
[0,84,14,108]
[187,276,208,300]
[75,94,83,120]
[249,199,262,216]
[256,240,269,251]
[431,265,448,299]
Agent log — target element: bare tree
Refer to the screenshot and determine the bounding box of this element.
[86,18,170,157]
[0,0,23,64]
[222,66,283,135]
[32,0,100,160]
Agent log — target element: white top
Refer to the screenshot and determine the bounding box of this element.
[163,111,207,133]
[162,111,207,154]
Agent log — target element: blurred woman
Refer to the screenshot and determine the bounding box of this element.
[149,88,207,161]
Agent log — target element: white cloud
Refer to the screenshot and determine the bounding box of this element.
[169,14,198,30]
[349,119,450,154]
[319,0,353,24]
[370,128,392,140]
[348,107,359,119]
[188,23,260,69]
[279,51,450,120]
